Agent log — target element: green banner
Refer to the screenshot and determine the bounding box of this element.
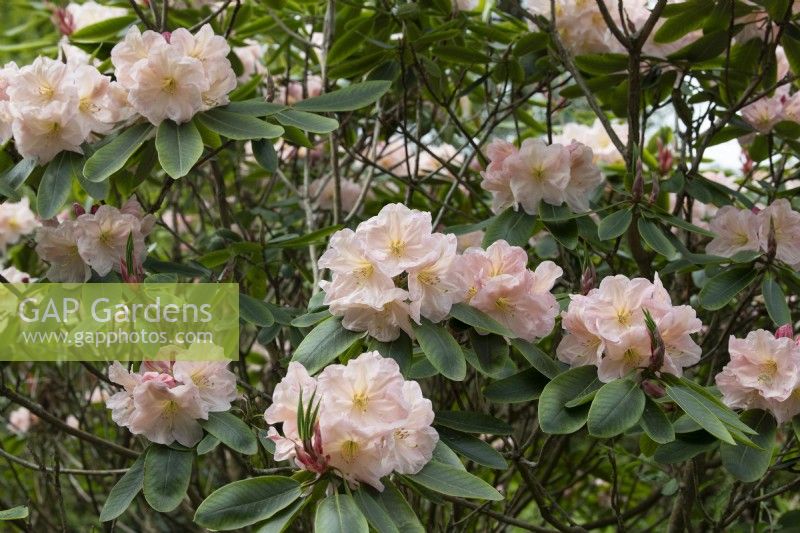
[0,283,239,361]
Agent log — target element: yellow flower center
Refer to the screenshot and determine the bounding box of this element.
[353,262,374,280]
[623,349,641,367]
[352,390,368,412]
[495,297,513,313]
[341,440,359,463]
[389,239,406,257]
[417,270,438,286]
[162,77,177,94]
[759,360,778,382]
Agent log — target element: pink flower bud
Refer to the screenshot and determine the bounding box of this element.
[73,203,86,217]
[642,380,665,398]
[162,31,172,43]
[775,324,794,339]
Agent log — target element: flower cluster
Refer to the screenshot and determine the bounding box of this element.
[265,352,437,490]
[54,1,128,35]
[551,119,627,166]
[741,86,800,134]
[35,197,155,282]
[481,138,603,215]
[0,197,39,254]
[458,240,563,342]
[706,199,800,268]
[716,328,800,424]
[0,55,130,163]
[111,24,236,125]
[558,274,703,382]
[105,347,238,447]
[319,203,563,342]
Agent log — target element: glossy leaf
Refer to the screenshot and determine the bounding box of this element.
[194,476,302,530]
[143,445,193,513]
[199,411,258,455]
[156,119,204,179]
[290,316,365,374]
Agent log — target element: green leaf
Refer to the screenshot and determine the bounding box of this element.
[377,480,425,532]
[197,434,220,455]
[638,218,678,259]
[291,310,331,328]
[587,378,646,438]
[432,45,490,64]
[481,207,537,247]
[194,476,302,530]
[199,412,258,455]
[762,275,792,327]
[38,151,79,219]
[664,384,735,444]
[434,410,512,435]
[266,225,343,248]
[225,100,287,116]
[69,15,136,42]
[369,332,413,374]
[100,454,146,522]
[196,109,284,140]
[654,1,709,43]
[252,139,278,172]
[0,506,28,521]
[699,266,759,310]
[0,159,36,200]
[720,410,776,482]
[510,339,566,379]
[352,487,401,533]
[293,81,391,112]
[413,319,466,381]
[438,428,507,469]
[449,303,515,337]
[156,120,203,179]
[83,123,153,182]
[538,366,601,434]
[274,110,339,134]
[654,431,717,464]
[668,30,728,62]
[255,497,307,533]
[639,397,675,444]
[574,53,629,74]
[543,218,578,250]
[405,461,503,500]
[315,493,368,533]
[240,293,276,327]
[483,368,549,403]
[597,208,633,240]
[290,316,365,374]
[143,445,193,513]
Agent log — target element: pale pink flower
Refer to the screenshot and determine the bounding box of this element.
[557,297,605,367]
[563,141,603,213]
[11,102,84,163]
[0,266,33,283]
[553,119,627,166]
[172,361,238,413]
[170,24,230,63]
[455,230,484,252]
[110,26,166,87]
[106,361,143,427]
[127,380,206,447]
[651,305,703,376]
[65,415,80,429]
[6,407,38,436]
[35,220,91,282]
[333,287,419,342]
[320,416,391,490]
[726,330,800,401]
[760,199,800,266]
[505,139,571,215]
[407,233,462,322]
[599,326,652,382]
[383,380,437,475]
[356,203,438,276]
[525,0,613,55]
[233,41,267,82]
[741,87,793,133]
[0,62,17,144]
[65,1,127,32]
[482,239,529,278]
[7,56,75,110]
[0,197,39,253]
[76,205,145,276]
[124,45,208,124]
[278,76,323,105]
[317,351,407,429]
[706,205,761,257]
[264,362,318,437]
[579,275,654,343]
[765,390,800,424]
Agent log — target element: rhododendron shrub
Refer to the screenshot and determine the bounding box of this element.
[5,0,800,532]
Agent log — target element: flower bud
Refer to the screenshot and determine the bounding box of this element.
[642,380,666,398]
[643,309,665,372]
[775,324,794,339]
[631,168,644,202]
[580,263,596,295]
[649,177,660,204]
[73,203,86,217]
[767,217,777,260]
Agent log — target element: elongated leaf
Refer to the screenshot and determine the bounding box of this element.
[0,507,28,521]
[293,81,391,112]
[266,225,343,248]
[483,368,549,403]
[291,310,331,328]
[100,454,146,522]
[199,412,258,455]
[762,275,792,327]
[664,384,735,444]
[369,332,412,374]
[587,378,646,438]
[597,207,633,240]
[434,410,512,435]
[156,120,203,179]
[291,316,365,374]
[197,434,220,455]
[38,151,79,218]
[449,303,515,337]
[353,488,401,533]
[315,493,368,533]
[438,428,507,469]
[638,218,678,259]
[240,293,275,327]
[252,139,278,172]
[195,476,302,530]
[639,397,675,444]
[143,445,193,513]
[376,480,425,532]
[538,366,601,434]
[510,339,565,379]
[275,110,339,133]
[69,15,136,42]
[405,461,503,500]
[83,123,153,182]
[720,410,776,482]
[197,109,284,140]
[482,207,537,247]
[255,497,306,533]
[654,431,717,464]
[413,319,466,381]
[0,159,36,200]
[699,266,759,310]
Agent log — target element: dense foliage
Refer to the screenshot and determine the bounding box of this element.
[2,0,800,531]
